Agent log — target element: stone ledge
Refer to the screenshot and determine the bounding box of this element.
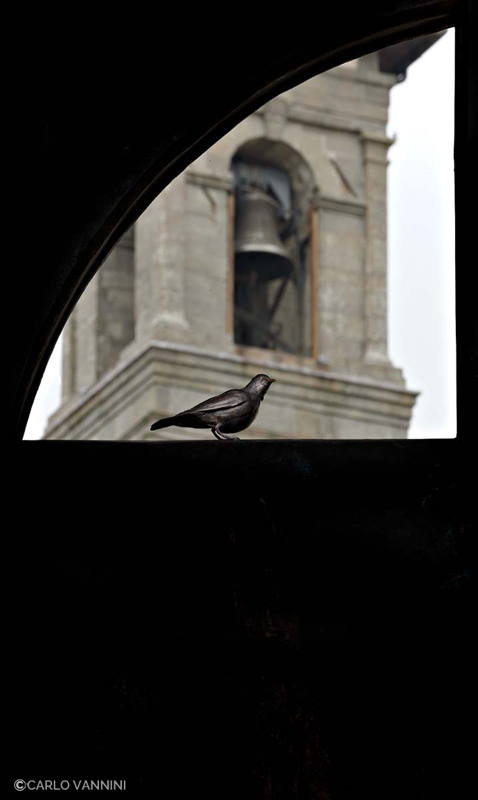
[45,342,416,441]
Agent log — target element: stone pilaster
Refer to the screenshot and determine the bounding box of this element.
[72,273,100,393]
[135,174,189,346]
[97,229,135,376]
[362,132,394,366]
[61,314,76,401]
[61,230,135,400]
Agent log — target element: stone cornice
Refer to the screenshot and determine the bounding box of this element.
[279,104,388,135]
[316,195,366,215]
[327,66,397,89]
[45,340,418,439]
[186,171,233,192]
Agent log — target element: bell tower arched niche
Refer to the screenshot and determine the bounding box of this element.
[231,138,318,358]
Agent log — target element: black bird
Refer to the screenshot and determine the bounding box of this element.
[150,374,275,440]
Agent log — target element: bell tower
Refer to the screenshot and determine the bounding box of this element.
[45,39,441,441]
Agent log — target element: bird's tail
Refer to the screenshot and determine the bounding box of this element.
[150,415,178,431]
[150,413,196,431]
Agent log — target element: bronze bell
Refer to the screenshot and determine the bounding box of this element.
[234,186,292,281]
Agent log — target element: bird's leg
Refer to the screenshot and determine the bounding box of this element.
[212,426,240,441]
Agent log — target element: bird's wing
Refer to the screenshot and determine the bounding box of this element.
[183,389,248,415]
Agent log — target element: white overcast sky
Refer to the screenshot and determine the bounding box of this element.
[387,28,455,437]
[24,29,456,440]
